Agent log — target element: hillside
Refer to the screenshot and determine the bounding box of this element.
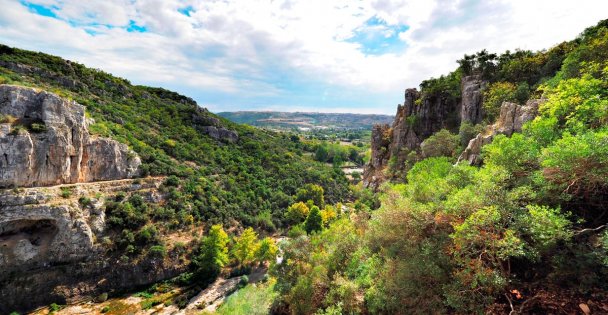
[270,19,608,314]
[0,44,350,312]
[217,111,393,130]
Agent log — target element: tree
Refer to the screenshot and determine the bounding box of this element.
[193,225,229,281]
[296,184,325,208]
[232,227,259,266]
[304,206,323,234]
[420,129,460,159]
[482,82,516,121]
[255,237,278,265]
[315,145,329,162]
[286,201,310,224]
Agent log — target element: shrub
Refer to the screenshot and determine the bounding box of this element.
[458,122,484,147]
[60,187,72,198]
[29,122,46,132]
[78,196,92,207]
[483,81,516,121]
[0,114,17,124]
[304,206,323,234]
[420,129,460,159]
[148,245,167,258]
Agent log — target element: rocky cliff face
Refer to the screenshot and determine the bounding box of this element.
[0,85,140,188]
[458,99,542,165]
[0,85,164,312]
[363,75,483,188]
[0,177,178,313]
[460,74,485,124]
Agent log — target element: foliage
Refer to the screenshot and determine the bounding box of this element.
[232,227,259,266]
[483,81,517,121]
[304,206,323,234]
[192,225,229,281]
[255,237,278,265]
[458,122,485,147]
[285,201,309,224]
[295,184,325,208]
[270,20,608,313]
[420,129,461,160]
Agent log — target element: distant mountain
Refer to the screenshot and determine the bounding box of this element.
[217,111,394,130]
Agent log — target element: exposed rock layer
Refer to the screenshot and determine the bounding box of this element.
[363,75,484,188]
[0,85,140,188]
[0,177,174,313]
[458,99,542,165]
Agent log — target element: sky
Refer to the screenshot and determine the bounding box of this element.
[0,1,606,114]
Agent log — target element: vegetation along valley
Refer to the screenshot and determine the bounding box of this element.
[0,1,608,314]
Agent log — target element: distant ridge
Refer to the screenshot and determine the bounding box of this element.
[217,111,394,130]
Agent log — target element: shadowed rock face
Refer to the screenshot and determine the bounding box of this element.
[0,85,140,188]
[460,74,486,124]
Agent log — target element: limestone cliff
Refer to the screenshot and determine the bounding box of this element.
[0,85,164,312]
[0,85,140,188]
[363,75,484,188]
[457,99,542,165]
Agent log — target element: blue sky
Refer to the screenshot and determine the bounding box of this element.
[1,0,607,114]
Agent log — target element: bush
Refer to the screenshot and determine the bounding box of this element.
[60,187,72,198]
[482,81,516,121]
[420,129,460,159]
[29,122,46,132]
[148,245,167,258]
[458,122,484,147]
[304,206,323,234]
[0,114,17,123]
[78,196,92,207]
[240,275,249,286]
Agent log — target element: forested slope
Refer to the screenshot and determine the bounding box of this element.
[271,19,608,315]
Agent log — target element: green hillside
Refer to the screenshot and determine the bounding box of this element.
[269,19,608,314]
[0,44,349,237]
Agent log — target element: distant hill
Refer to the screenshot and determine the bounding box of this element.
[217,111,394,130]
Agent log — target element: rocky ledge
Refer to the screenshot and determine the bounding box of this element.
[0,84,140,188]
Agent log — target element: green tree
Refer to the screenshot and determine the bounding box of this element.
[315,145,329,162]
[304,206,323,234]
[233,227,259,266]
[296,184,325,208]
[255,237,278,265]
[285,201,310,224]
[420,129,461,159]
[193,224,229,280]
[482,81,516,121]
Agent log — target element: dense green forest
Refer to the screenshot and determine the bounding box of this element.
[267,20,608,314]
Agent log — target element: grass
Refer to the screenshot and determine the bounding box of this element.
[215,279,277,315]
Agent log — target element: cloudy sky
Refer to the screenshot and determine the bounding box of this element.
[0,0,606,114]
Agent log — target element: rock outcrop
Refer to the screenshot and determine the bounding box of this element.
[0,177,176,313]
[192,107,239,143]
[0,85,140,188]
[460,75,485,124]
[363,75,482,189]
[458,99,542,165]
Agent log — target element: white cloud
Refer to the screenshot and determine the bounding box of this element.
[1,0,607,114]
